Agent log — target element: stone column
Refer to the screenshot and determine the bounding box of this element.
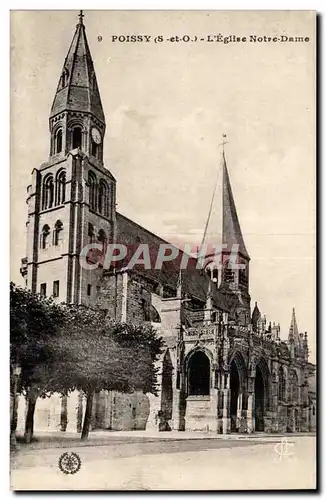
[210,387,219,433]
[237,393,245,432]
[172,388,186,431]
[222,373,230,434]
[247,393,254,433]
[145,393,161,431]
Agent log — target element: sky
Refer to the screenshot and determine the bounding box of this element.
[10,10,316,361]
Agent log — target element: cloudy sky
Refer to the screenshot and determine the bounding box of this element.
[11,10,315,361]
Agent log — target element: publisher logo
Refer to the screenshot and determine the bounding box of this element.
[58,451,82,475]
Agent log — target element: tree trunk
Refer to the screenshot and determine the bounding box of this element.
[10,393,19,449]
[81,391,94,440]
[24,393,37,443]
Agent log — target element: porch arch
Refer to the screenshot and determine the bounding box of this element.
[255,357,271,431]
[185,348,212,396]
[229,351,248,431]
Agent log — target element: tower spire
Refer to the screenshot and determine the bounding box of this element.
[289,307,299,341]
[50,11,105,124]
[200,134,228,248]
[222,138,249,259]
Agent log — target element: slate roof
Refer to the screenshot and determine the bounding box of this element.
[115,212,231,312]
[50,17,105,123]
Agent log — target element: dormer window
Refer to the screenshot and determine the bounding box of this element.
[61,68,69,88]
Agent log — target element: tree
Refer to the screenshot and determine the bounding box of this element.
[50,306,163,440]
[10,282,68,443]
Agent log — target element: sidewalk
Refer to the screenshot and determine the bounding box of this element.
[13,428,316,453]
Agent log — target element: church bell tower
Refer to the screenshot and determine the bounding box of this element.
[21,11,116,304]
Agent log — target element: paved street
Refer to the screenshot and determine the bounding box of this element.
[11,433,316,490]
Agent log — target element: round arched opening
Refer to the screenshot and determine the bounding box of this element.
[188,351,210,396]
[72,127,82,149]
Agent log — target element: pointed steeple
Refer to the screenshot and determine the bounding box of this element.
[50,11,105,124]
[222,149,249,260]
[251,301,261,332]
[289,307,299,341]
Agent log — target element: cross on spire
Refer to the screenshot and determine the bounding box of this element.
[78,10,84,25]
[219,133,229,155]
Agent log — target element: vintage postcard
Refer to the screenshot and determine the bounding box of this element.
[10,10,316,491]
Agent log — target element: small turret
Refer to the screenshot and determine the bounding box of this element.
[251,301,261,332]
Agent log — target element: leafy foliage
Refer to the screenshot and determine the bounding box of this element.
[50,305,164,396]
[10,282,68,394]
[10,282,164,440]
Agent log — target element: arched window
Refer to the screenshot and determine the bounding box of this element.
[239,260,248,287]
[98,180,108,216]
[42,175,54,210]
[98,229,107,253]
[205,262,220,283]
[61,68,69,88]
[291,371,299,402]
[98,229,107,244]
[56,170,66,205]
[40,224,50,250]
[88,223,95,243]
[88,171,97,211]
[278,366,286,402]
[91,140,98,159]
[55,129,63,154]
[223,259,235,283]
[188,351,210,396]
[72,126,82,149]
[53,220,63,246]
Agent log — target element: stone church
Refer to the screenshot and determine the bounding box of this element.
[18,13,316,434]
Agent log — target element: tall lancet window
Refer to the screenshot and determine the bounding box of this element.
[239,259,248,287]
[42,175,54,210]
[53,220,63,246]
[72,127,82,150]
[278,366,286,402]
[291,371,299,402]
[56,170,66,205]
[223,259,235,283]
[98,180,108,217]
[55,129,63,154]
[88,171,97,211]
[98,229,107,253]
[40,224,50,250]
